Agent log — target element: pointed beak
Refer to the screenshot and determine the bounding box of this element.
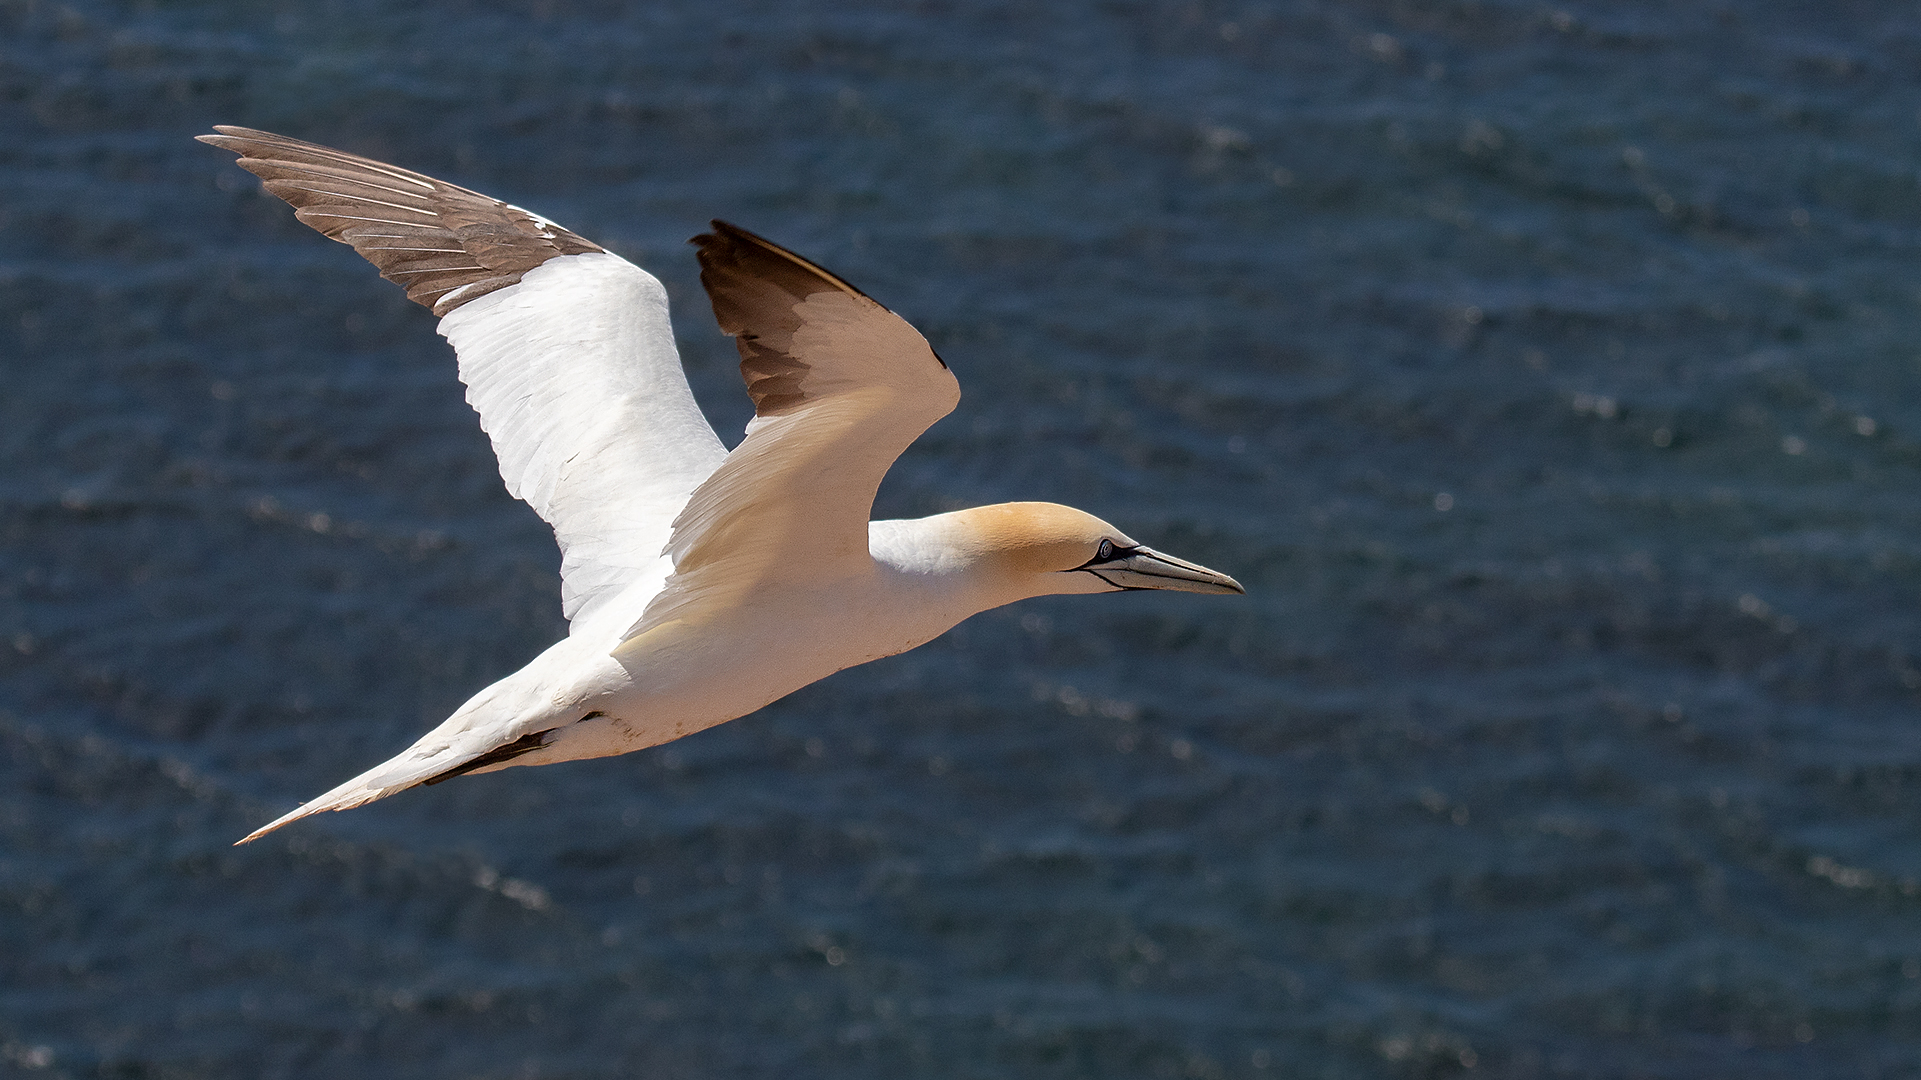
[1084,545,1245,595]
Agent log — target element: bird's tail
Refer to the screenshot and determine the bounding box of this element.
[233,739,479,844]
[235,680,555,844]
[235,769,416,844]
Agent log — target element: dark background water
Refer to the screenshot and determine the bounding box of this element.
[5,1,1921,1076]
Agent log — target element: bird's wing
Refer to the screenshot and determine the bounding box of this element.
[198,127,728,626]
[619,221,959,643]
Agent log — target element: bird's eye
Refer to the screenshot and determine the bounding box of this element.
[1097,539,1115,561]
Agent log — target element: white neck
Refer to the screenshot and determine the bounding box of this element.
[867,512,1109,624]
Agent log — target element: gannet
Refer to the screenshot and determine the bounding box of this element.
[199,127,1244,844]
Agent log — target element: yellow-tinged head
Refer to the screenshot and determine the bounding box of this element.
[946,502,1244,597]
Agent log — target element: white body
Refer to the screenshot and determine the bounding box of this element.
[447,514,1108,776]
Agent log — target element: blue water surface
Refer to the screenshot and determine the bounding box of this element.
[5,1,1921,1077]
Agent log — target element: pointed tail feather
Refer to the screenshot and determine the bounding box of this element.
[235,777,407,844]
[235,661,567,844]
[234,739,499,845]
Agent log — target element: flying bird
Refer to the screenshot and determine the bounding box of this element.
[199,127,1244,844]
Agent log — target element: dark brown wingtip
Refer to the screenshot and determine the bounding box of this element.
[691,219,873,301]
[197,125,326,156]
[690,221,896,416]
[691,220,951,379]
[195,129,253,153]
[196,126,603,316]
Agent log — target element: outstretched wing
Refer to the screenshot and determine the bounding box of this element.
[621,221,959,643]
[199,127,728,627]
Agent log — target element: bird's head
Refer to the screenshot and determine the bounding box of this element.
[950,502,1244,598]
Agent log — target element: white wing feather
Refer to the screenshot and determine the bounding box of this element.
[439,252,728,626]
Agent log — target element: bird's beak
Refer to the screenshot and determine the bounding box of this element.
[1083,545,1245,595]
